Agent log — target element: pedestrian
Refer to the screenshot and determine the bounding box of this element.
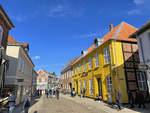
[83,88,86,98]
[115,89,122,110]
[23,93,30,113]
[128,90,134,108]
[136,90,146,108]
[8,91,16,113]
[56,89,59,100]
[80,89,83,98]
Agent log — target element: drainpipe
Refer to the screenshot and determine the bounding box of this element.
[114,40,122,105]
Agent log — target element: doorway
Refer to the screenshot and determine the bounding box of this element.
[97,78,102,96]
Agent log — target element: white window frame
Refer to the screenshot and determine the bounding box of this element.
[83,61,86,71]
[106,76,112,93]
[0,25,3,46]
[89,79,94,95]
[95,53,99,67]
[137,72,147,91]
[89,57,92,69]
[79,64,81,72]
[104,47,110,64]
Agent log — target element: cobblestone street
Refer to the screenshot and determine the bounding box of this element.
[29,95,107,113]
[26,95,150,113]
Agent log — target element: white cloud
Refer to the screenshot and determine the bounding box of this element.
[127,9,143,15]
[12,15,26,22]
[133,0,145,5]
[33,56,40,60]
[72,32,101,39]
[128,0,150,15]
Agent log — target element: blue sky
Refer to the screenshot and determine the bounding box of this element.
[1,0,150,77]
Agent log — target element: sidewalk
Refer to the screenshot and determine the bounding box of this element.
[61,94,150,113]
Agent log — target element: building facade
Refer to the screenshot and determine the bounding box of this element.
[48,72,60,90]
[0,5,14,94]
[130,20,150,93]
[72,22,149,103]
[61,58,78,93]
[36,69,48,92]
[6,35,34,104]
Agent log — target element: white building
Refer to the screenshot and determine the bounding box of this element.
[130,20,150,93]
[6,35,34,104]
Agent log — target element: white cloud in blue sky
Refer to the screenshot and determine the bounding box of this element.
[128,0,150,15]
[33,56,40,60]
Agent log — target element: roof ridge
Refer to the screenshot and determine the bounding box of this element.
[121,21,138,29]
[111,22,123,39]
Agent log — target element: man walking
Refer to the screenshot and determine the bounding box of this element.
[8,91,16,113]
[56,89,59,100]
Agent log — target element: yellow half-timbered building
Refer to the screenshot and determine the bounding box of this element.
[72,22,149,103]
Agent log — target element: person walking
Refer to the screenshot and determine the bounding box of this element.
[8,91,16,113]
[56,89,59,100]
[128,90,134,108]
[136,90,146,108]
[23,93,30,113]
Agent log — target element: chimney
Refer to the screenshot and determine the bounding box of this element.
[109,24,113,31]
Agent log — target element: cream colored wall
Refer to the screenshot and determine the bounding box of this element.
[6,45,34,104]
[5,46,19,84]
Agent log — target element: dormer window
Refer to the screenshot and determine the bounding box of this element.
[94,38,104,48]
[0,25,3,47]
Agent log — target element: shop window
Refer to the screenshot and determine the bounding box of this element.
[137,72,147,91]
[106,76,112,93]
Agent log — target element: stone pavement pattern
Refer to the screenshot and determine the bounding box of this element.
[29,96,107,113]
[13,95,150,113]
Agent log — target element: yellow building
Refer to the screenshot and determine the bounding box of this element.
[72,22,149,103]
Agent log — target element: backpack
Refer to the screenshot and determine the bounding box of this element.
[25,99,30,107]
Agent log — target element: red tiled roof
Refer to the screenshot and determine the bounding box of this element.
[101,22,137,43]
[73,22,137,65]
[8,35,29,48]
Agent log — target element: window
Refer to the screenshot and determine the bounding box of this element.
[79,64,81,72]
[18,56,22,70]
[89,79,94,95]
[0,25,3,46]
[104,47,110,64]
[83,61,86,71]
[95,53,99,67]
[106,76,112,93]
[22,59,24,72]
[137,72,147,91]
[89,57,92,69]
[84,80,87,93]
